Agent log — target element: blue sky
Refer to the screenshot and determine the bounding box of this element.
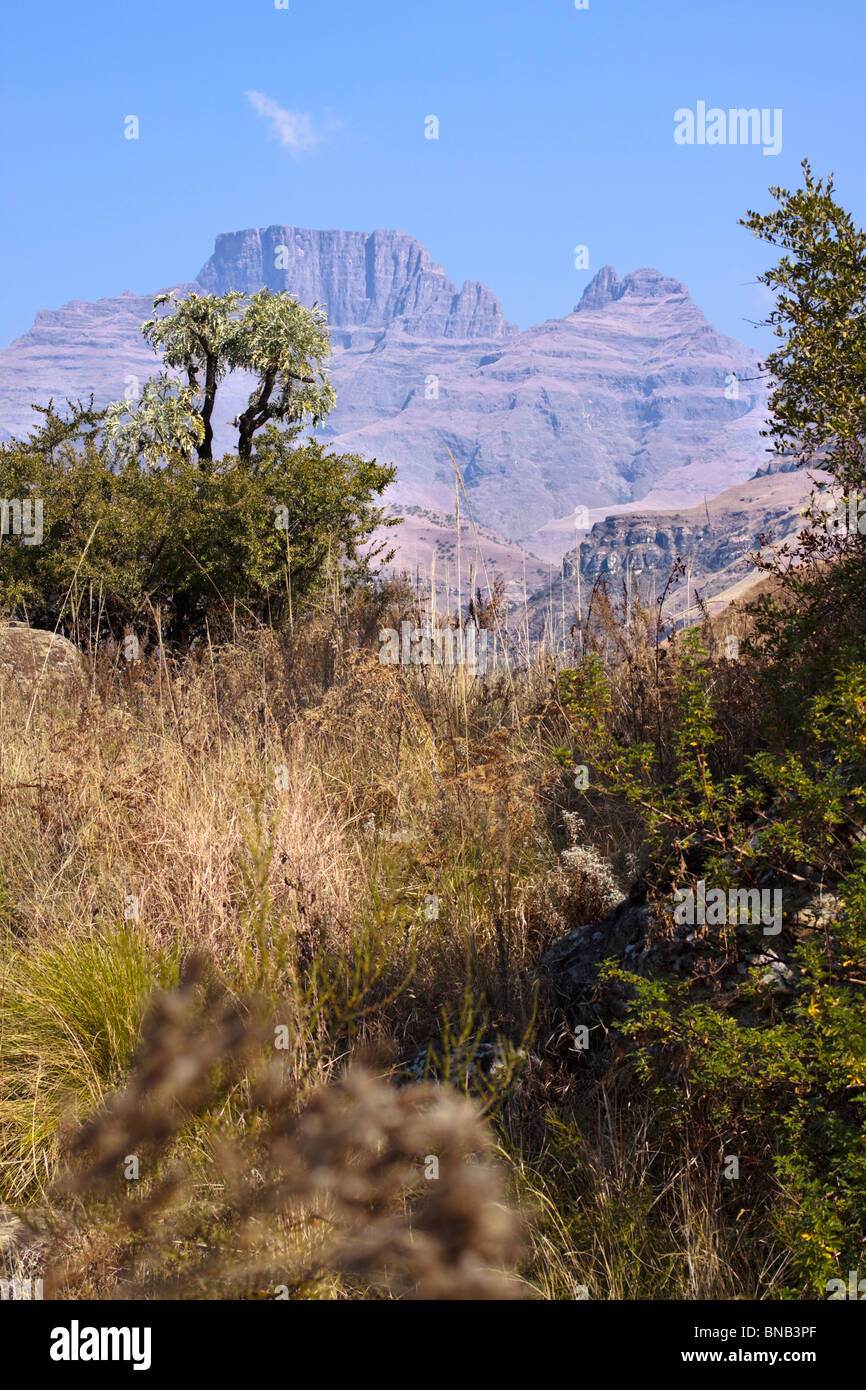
[1,0,864,351]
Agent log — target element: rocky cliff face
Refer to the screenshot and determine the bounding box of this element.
[195,226,513,340]
[566,467,815,585]
[0,235,769,549]
[573,264,687,312]
[523,466,826,635]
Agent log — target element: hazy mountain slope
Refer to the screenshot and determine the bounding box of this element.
[333,265,767,538]
[0,230,768,549]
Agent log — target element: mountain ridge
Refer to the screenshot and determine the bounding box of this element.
[0,226,769,546]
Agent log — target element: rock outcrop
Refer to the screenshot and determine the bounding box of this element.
[523,465,829,630]
[534,882,835,1028]
[535,898,654,1018]
[0,622,84,689]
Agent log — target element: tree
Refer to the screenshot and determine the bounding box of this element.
[740,161,866,699]
[0,290,397,644]
[741,159,866,496]
[106,289,336,466]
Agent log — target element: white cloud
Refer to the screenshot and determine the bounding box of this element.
[246,91,321,156]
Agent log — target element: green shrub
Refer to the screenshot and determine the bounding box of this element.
[557,639,866,1296]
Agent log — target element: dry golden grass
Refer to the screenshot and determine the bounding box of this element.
[0,605,777,1299]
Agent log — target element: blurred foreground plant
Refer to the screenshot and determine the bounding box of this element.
[34,958,525,1301]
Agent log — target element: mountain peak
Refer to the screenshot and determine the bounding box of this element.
[575,265,621,310]
[575,265,690,312]
[620,267,690,300]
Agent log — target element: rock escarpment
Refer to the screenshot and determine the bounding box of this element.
[196,226,513,341]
